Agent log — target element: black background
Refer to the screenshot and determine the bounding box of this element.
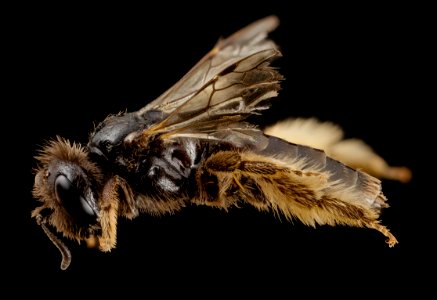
[5,1,428,295]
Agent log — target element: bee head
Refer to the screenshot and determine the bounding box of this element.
[32,137,103,269]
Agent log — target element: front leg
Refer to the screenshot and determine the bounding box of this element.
[92,175,137,252]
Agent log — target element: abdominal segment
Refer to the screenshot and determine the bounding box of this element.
[193,136,397,247]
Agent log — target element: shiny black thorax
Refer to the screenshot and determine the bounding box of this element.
[87,110,231,198]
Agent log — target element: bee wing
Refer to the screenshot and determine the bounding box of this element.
[131,16,282,145]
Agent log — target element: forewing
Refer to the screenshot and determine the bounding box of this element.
[139,15,280,114]
[132,16,282,145]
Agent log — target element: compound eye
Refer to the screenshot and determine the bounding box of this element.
[55,175,96,221]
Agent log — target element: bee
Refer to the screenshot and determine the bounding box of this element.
[32,15,410,270]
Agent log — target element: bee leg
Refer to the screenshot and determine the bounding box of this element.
[197,150,398,246]
[367,222,398,247]
[195,151,242,206]
[197,150,327,209]
[98,175,137,252]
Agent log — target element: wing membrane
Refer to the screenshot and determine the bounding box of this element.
[139,15,280,114]
[133,16,282,143]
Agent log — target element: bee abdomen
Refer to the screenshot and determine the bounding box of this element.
[259,135,387,214]
[195,137,396,246]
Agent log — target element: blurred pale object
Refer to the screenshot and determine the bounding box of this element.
[265,118,412,183]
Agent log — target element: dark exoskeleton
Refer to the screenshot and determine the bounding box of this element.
[88,109,385,215]
[32,16,399,271]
